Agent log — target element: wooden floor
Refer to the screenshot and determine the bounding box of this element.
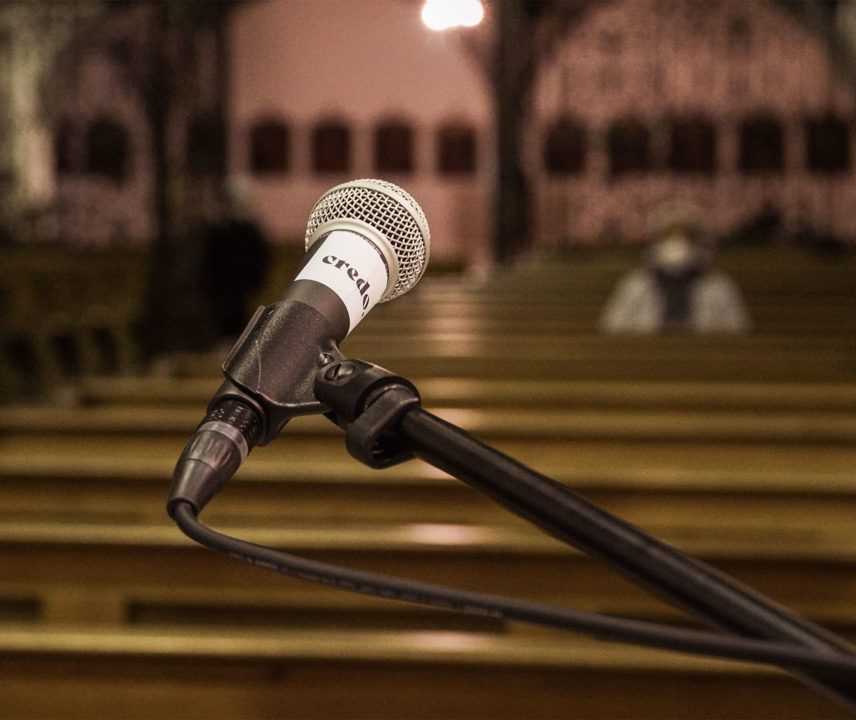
[1,245,856,718]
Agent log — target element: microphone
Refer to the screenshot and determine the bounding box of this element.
[168,179,430,517]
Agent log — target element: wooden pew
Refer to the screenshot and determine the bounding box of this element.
[2,626,850,720]
[2,377,856,646]
[0,512,853,718]
[2,244,856,718]
[0,247,145,399]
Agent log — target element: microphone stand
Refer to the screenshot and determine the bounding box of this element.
[170,355,856,713]
[312,358,856,711]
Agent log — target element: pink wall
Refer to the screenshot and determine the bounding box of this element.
[531,0,856,244]
[51,0,856,258]
[229,0,492,266]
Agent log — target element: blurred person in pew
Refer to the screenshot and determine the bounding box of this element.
[201,176,270,346]
[599,201,751,335]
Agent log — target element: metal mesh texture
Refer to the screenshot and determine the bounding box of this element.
[304,179,430,301]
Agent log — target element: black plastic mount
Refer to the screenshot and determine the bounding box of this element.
[314,358,421,468]
[222,296,347,446]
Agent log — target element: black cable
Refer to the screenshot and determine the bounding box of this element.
[172,500,856,679]
[399,407,852,652]
[315,366,855,674]
[395,407,856,709]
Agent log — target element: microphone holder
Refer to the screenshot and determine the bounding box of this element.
[313,357,856,711]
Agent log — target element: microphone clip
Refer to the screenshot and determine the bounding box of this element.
[315,359,421,469]
[222,300,346,445]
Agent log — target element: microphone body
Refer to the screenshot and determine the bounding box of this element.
[168,180,429,517]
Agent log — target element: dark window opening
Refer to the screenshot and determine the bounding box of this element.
[544,116,587,175]
[249,119,290,174]
[85,118,130,181]
[55,119,75,175]
[668,116,717,174]
[374,119,414,174]
[805,115,851,174]
[437,123,477,174]
[739,115,784,173]
[187,113,226,177]
[608,118,651,176]
[312,120,350,173]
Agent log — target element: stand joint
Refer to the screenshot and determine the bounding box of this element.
[315,358,421,468]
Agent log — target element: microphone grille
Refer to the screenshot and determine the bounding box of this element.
[305,179,430,301]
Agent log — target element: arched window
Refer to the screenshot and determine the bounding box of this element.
[249,118,290,174]
[312,119,350,173]
[739,115,783,173]
[543,115,587,175]
[187,113,225,176]
[607,117,651,176]
[805,115,851,174]
[54,118,75,175]
[668,116,717,174]
[374,118,414,174]
[436,122,477,174]
[85,117,130,181]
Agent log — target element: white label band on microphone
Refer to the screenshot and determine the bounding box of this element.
[294,230,388,334]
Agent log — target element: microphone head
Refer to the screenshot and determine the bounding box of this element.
[304,179,430,302]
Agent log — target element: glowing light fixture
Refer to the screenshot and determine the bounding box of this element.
[421,0,484,31]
